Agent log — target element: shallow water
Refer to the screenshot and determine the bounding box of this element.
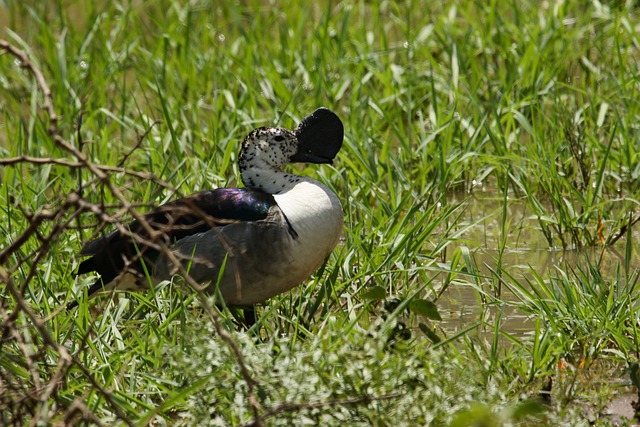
[434,190,639,341]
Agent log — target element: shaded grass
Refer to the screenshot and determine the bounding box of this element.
[1,0,640,425]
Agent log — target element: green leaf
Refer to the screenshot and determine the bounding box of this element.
[409,299,442,321]
[361,286,386,301]
[511,398,546,420]
[449,403,497,427]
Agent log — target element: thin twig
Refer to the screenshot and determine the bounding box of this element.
[241,391,405,426]
[64,398,105,426]
[0,156,176,192]
[118,120,161,167]
[160,248,264,424]
[0,39,58,130]
[607,212,640,247]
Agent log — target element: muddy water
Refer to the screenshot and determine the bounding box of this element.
[434,190,639,341]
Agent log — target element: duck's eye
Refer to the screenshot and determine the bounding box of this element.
[273,135,285,142]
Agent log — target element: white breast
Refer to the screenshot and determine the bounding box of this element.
[273,178,343,280]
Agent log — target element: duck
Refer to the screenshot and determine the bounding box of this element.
[68,107,344,310]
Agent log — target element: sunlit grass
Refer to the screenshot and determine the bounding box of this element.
[1,0,640,425]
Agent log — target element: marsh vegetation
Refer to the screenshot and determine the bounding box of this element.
[1,1,640,425]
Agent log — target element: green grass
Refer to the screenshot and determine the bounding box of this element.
[1,0,640,425]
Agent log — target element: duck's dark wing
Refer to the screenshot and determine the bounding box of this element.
[70,188,276,308]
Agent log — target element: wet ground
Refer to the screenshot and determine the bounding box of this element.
[605,393,639,425]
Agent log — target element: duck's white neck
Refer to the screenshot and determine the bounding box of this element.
[241,165,302,195]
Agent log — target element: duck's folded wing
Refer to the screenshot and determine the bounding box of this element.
[72,188,277,302]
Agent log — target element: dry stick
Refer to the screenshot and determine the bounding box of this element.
[0,210,48,266]
[0,40,57,130]
[1,40,144,425]
[154,246,264,425]
[0,239,135,427]
[607,212,640,247]
[0,155,177,192]
[12,203,83,295]
[241,391,405,427]
[72,210,264,420]
[118,120,161,168]
[138,202,263,420]
[2,38,262,422]
[64,398,104,426]
[1,198,81,281]
[9,315,42,399]
[0,156,85,168]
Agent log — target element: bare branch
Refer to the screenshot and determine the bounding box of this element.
[241,391,405,426]
[118,120,162,167]
[1,36,262,425]
[606,211,640,247]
